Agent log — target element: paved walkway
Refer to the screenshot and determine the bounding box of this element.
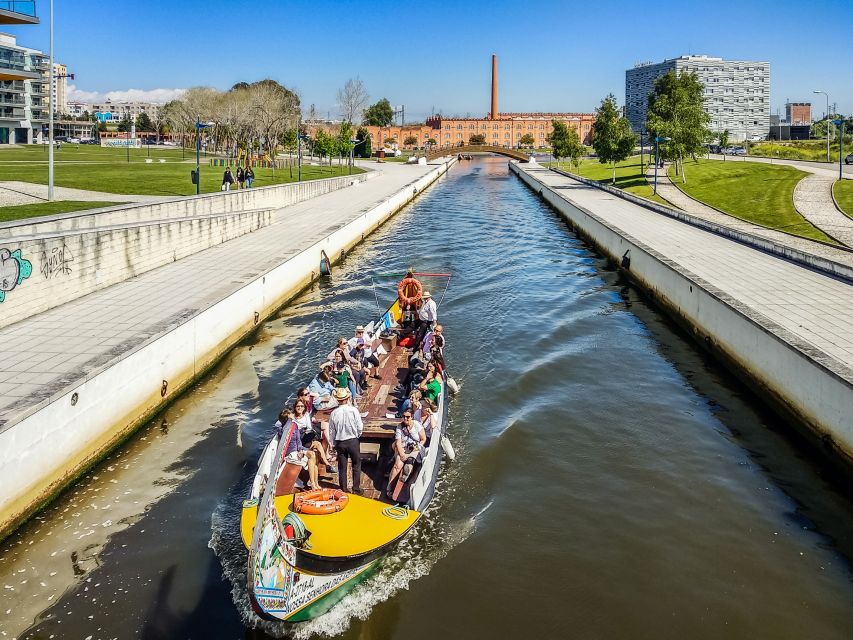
[522,165,853,380]
[0,181,172,207]
[0,161,441,428]
[643,163,853,266]
[705,154,853,247]
[793,173,853,246]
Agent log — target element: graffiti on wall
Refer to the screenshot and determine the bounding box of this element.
[40,243,74,280]
[0,248,33,302]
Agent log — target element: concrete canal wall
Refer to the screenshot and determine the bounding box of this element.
[0,173,375,330]
[510,161,853,464]
[0,159,454,540]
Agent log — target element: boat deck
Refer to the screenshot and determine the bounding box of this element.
[314,336,412,498]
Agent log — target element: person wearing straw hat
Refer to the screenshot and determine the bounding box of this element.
[327,387,364,494]
[414,290,437,349]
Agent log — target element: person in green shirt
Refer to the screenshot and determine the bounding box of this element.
[420,373,442,403]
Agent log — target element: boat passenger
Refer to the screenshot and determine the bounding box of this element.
[349,326,381,371]
[388,411,427,491]
[419,368,442,403]
[327,387,364,494]
[414,291,437,348]
[422,324,445,360]
[420,400,438,440]
[332,349,360,400]
[276,411,321,490]
[328,336,357,366]
[429,346,446,375]
[397,388,422,418]
[297,386,332,455]
[293,398,331,469]
[308,368,337,411]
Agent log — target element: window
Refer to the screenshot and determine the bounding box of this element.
[456,124,462,130]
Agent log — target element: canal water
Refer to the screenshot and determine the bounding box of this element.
[3,156,853,639]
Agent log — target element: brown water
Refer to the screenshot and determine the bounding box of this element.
[3,156,853,639]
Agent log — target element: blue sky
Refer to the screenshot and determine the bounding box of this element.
[7,0,853,121]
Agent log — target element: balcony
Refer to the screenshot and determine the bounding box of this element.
[0,106,25,119]
[0,93,24,106]
[0,52,38,81]
[0,1,38,24]
[0,80,24,92]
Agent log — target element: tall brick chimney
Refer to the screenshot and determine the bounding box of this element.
[490,54,498,120]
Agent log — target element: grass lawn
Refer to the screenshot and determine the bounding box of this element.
[553,155,671,206]
[748,139,849,163]
[669,159,835,243]
[0,200,119,223]
[833,180,853,219]
[0,145,362,196]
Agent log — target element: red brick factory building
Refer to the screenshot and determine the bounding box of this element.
[306,55,595,150]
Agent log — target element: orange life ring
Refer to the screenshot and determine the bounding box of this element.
[397,277,422,306]
[294,488,349,515]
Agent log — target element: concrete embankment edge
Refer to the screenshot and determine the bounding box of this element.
[0,159,455,541]
[510,162,853,465]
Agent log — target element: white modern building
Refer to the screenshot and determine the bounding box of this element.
[626,55,770,142]
[0,32,49,144]
[91,100,161,123]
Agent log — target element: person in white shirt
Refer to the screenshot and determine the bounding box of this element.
[327,387,364,493]
[388,410,427,491]
[414,291,437,349]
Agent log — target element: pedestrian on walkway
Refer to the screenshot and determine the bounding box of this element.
[245,165,255,188]
[236,165,245,190]
[222,166,235,191]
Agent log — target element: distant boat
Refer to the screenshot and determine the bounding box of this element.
[241,273,451,623]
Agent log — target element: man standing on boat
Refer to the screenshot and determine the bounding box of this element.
[414,291,437,349]
[327,387,364,494]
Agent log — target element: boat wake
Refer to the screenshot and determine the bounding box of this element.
[210,474,479,638]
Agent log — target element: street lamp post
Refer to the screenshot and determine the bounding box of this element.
[48,0,53,201]
[298,133,309,182]
[832,119,844,180]
[653,136,670,195]
[814,90,830,162]
[194,119,214,195]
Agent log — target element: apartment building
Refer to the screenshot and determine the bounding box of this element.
[52,62,67,114]
[626,55,770,141]
[91,101,161,123]
[0,32,49,143]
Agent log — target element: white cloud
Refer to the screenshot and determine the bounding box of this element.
[67,85,186,105]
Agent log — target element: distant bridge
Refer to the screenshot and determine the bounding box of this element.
[425,145,530,162]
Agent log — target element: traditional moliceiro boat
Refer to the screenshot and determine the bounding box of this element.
[240,273,452,623]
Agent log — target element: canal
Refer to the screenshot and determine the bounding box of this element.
[2,156,853,639]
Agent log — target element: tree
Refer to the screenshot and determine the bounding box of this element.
[337,77,369,123]
[645,70,710,183]
[355,126,372,158]
[717,129,729,160]
[363,98,394,126]
[135,112,153,132]
[550,120,585,171]
[427,137,437,145]
[117,116,133,133]
[336,121,354,168]
[404,135,418,148]
[469,133,486,145]
[314,129,336,167]
[520,133,534,147]
[590,95,636,183]
[97,120,107,133]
